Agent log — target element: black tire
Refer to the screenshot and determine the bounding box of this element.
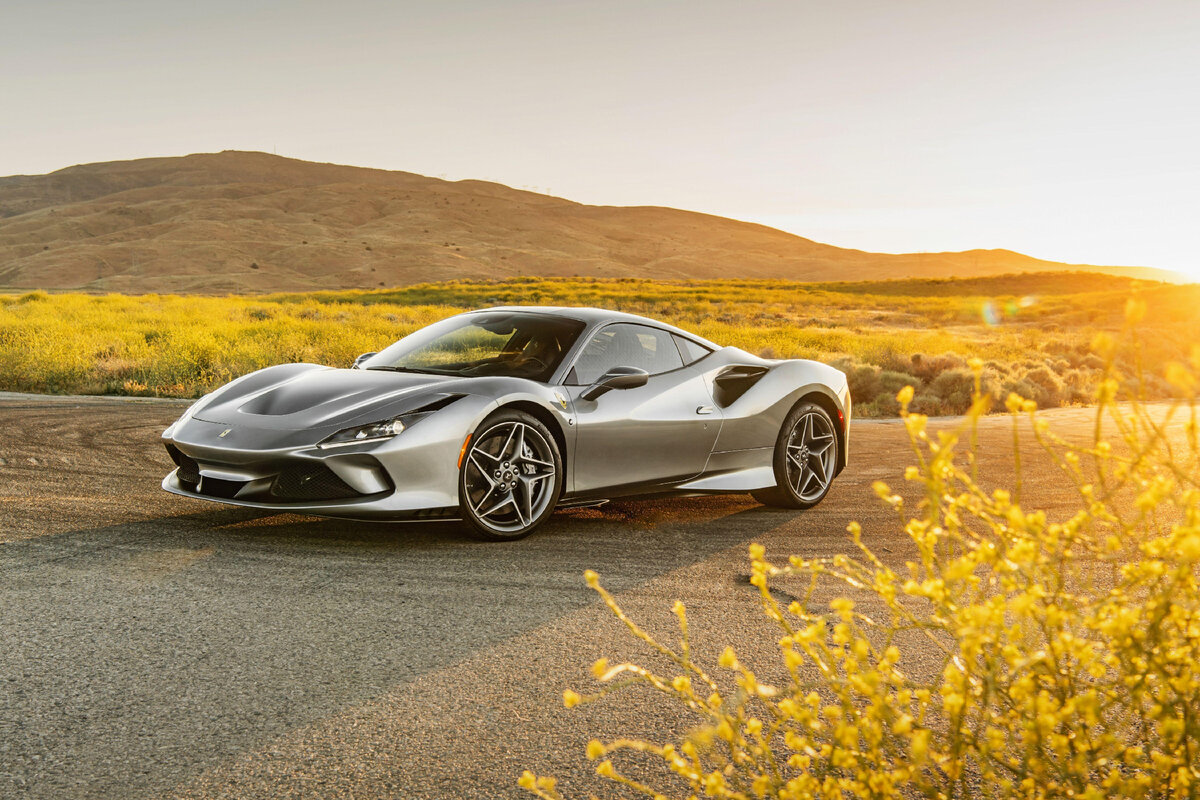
[752,401,839,510]
[458,409,563,540]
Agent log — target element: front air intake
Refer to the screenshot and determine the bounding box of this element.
[165,444,201,486]
[270,464,362,501]
[197,477,246,499]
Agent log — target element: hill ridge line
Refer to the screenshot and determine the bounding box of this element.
[0,151,1179,293]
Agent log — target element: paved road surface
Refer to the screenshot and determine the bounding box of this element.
[0,393,1104,799]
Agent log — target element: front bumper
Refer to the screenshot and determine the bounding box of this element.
[160,401,491,519]
[161,471,458,521]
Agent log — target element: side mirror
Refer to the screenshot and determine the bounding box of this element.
[580,366,649,401]
[353,352,377,369]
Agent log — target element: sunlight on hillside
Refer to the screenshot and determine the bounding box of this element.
[1,152,1186,295]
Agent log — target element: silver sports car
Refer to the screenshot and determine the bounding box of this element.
[162,307,850,539]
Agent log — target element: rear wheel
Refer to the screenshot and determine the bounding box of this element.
[752,401,838,509]
[459,410,562,540]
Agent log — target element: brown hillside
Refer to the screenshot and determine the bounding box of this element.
[0,151,1176,293]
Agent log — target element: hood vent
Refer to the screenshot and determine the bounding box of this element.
[410,393,465,414]
[234,370,453,418]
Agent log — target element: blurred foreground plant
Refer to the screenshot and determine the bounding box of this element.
[523,303,1200,799]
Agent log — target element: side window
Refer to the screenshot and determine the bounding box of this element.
[673,334,713,365]
[571,324,684,384]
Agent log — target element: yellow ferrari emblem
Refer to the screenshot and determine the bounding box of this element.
[219,428,232,438]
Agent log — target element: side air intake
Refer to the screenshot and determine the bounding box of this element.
[713,365,769,407]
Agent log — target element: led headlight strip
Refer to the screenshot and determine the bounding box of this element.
[318,417,408,449]
[316,394,464,450]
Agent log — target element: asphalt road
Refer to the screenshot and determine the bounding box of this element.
[0,393,1111,799]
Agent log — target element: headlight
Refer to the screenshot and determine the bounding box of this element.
[316,395,464,449]
[318,415,414,449]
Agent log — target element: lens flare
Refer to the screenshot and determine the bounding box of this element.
[982,295,1036,326]
[981,301,1000,326]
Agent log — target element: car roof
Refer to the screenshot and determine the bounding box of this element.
[464,306,719,348]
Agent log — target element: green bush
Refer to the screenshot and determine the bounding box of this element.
[909,352,967,384]
[1022,365,1065,407]
[924,367,977,415]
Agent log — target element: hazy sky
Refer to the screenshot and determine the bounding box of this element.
[5,0,1198,274]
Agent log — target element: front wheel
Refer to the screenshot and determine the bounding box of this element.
[752,401,839,509]
[459,410,562,540]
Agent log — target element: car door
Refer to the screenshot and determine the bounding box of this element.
[564,323,722,495]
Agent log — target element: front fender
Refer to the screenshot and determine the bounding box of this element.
[450,378,575,489]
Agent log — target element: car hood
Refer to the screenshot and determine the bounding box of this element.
[194,366,468,431]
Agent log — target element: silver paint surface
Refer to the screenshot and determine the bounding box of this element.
[161,306,850,519]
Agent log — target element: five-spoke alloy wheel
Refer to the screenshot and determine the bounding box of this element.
[459,410,562,540]
[753,401,839,509]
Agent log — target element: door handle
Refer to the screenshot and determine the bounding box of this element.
[696,405,714,415]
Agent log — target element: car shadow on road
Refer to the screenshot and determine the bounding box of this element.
[0,495,797,800]
[2,492,783,565]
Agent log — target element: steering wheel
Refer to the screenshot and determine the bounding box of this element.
[513,354,548,374]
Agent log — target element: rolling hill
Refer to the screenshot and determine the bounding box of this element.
[0,151,1178,293]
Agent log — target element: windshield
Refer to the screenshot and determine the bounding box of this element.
[362,312,586,382]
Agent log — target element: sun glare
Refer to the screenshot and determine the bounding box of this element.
[1176,265,1200,284]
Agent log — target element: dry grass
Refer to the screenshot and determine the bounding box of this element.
[1,274,1195,416]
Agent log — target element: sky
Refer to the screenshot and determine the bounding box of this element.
[4,0,1199,276]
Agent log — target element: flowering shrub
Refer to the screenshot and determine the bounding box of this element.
[522,301,1200,799]
[4,277,1197,412]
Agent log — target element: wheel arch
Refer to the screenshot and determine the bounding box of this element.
[492,399,570,479]
[791,388,847,476]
